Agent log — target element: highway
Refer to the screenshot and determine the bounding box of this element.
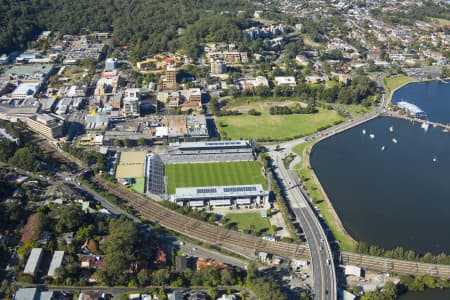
[271,150,336,300]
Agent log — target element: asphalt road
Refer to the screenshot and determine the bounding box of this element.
[270,151,336,300]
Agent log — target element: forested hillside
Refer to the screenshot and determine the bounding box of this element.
[0,0,254,56]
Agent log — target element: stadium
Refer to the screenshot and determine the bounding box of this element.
[115,140,271,208]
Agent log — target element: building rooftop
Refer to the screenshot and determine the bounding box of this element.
[4,64,53,76]
[14,288,38,300]
[23,247,43,275]
[47,250,64,277]
[174,184,268,199]
[169,140,250,150]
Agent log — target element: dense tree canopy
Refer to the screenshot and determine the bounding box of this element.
[0,0,255,56]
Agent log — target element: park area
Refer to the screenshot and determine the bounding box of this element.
[383,74,416,101]
[216,107,345,141]
[165,161,265,194]
[223,212,273,236]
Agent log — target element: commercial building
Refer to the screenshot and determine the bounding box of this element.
[165,140,254,164]
[105,58,118,71]
[211,60,227,74]
[25,114,65,139]
[274,76,297,87]
[123,88,141,117]
[85,113,110,132]
[187,88,202,103]
[171,184,270,208]
[47,251,64,278]
[3,64,54,83]
[11,82,40,99]
[23,248,44,276]
[162,67,178,90]
[239,76,269,90]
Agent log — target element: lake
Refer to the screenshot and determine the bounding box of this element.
[392,80,450,124]
[400,288,450,300]
[310,116,450,254]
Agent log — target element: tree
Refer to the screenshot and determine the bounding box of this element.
[151,268,170,286]
[113,139,123,147]
[207,288,218,300]
[137,269,151,287]
[123,139,131,147]
[8,147,41,172]
[137,138,146,146]
[220,269,236,285]
[98,216,140,285]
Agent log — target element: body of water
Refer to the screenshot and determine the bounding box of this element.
[400,289,450,300]
[310,116,450,254]
[392,80,450,124]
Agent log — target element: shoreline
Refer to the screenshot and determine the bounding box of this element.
[304,142,357,247]
[387,77,450,105]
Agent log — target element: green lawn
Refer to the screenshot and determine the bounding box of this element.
[383,74,417,102]
[217,108,346,141]
[224,212,272,235]
[132,177,145,193]
[430,17,450,26]
[332,103,372,117]
[165,161,266,194]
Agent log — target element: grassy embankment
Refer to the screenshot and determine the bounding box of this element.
[164,161,266,194]
[383,74,417,102]
[216,97,346,141]
[293,142,357,251]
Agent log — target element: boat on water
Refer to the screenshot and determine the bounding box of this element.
[392,138,398,144]
[389,126,394,132]
[433,155,437,163]
[381,146,385,151]
[443,128,449,133]
[369,134,375,139]
[421,122,430,132]
[362,129,366,135]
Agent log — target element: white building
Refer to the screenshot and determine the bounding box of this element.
[123,88,141,117]
[344,265,363,277]
[11,83,40,99]
[171,184,270,208]
[105,58,118,71]
[274,76,296,87]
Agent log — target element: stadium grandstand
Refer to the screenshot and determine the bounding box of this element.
[163,140,255,164]
[170,184,270,208]
[145,153,165,196]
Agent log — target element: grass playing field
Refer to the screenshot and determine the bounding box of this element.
[165,161,266,194]
[224,212,272,235]
[216,107,345,141]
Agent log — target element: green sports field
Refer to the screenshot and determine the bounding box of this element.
[165,161,266,194]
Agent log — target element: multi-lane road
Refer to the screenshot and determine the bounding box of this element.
[271,150,336,300]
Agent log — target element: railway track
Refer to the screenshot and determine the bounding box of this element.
[93,175,310,261]
[32,135,450,277]
[341,252,450,278]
